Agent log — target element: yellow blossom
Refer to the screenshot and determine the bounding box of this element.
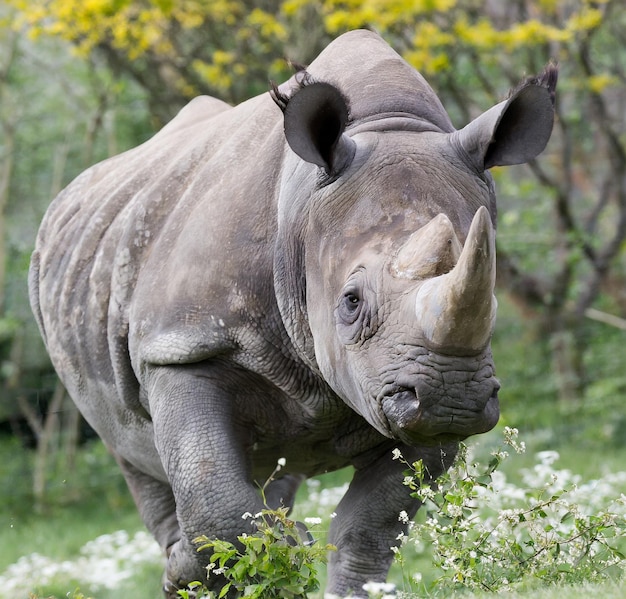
[454,17,500,49]
[281,0,311,16]
[503,20,570,50]
[567,7,602,33]
[246,8,287,41]
[587,73,618,94]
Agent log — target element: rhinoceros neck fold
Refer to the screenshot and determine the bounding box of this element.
[272,165,321,374]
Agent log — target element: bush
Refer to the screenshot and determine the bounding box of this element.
[190,507,334,599]
[395,428,626,596]
[178,459,335,599]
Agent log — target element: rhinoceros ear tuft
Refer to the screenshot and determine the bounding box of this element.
[454,63,558,171]
[274,77,356,176]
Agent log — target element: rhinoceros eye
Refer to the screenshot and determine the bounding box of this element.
[344,291,360,310]
[336,268,378,344]
[339,289,361,323]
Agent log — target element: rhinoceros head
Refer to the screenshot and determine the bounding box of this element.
[272,31,556,446]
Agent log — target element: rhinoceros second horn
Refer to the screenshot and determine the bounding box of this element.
[391,213,462,280]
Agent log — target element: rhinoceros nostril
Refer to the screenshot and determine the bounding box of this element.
[381,388,421,428]
[378,384,417,404]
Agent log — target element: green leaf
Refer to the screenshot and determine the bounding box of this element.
[557,562,572,572]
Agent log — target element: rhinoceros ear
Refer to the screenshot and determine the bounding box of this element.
[454,64,558,170]
[272,77,356,176]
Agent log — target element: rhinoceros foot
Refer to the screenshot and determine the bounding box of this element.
[163,579,190,599]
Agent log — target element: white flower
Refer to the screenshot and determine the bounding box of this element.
[445,503,463,518]
[398,510,410,524]
[536,450,560,466]
[241,511,253,520]
[277,457,286,467]
[304,517,322,525]
[418,486,436,501]
[362,581,396,594]
[391,448,403,460]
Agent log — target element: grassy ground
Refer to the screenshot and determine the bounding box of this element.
[0,438,136,566]
[0,437,163,599]
[3,427,624,599]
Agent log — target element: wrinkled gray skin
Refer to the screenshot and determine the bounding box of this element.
[29,30,556,598]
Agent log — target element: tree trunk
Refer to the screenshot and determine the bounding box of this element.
[550,326,585,404]
[32,379,66,513]
[0,24,17,313]
[0,128,13,312]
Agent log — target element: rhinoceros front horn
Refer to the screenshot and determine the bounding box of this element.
[413,206,496,353]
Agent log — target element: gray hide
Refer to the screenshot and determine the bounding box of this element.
[29,30,556,598]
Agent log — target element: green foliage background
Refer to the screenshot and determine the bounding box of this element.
[0,0,626,596]
[3,0,624,451]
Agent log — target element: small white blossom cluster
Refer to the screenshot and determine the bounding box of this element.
[362,580,396,599]
[241,510,264,520]
[0,530,161,598]
[474,448,626,519]
[503,426,526,454]
[206,561,228,577]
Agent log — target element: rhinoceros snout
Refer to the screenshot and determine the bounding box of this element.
[381,378,500,446]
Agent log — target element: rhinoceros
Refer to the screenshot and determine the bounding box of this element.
[29,29,556,597]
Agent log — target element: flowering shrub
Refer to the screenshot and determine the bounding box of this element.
[394,428,626,595]
[190,507,334,599]
[177,458,335,599]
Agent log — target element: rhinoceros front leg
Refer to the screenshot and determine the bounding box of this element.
[326,443,458,598]
[145,363,266,595]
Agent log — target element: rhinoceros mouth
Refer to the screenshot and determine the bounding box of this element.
[380,385,500,446]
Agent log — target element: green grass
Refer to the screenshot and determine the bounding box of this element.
[381,579,626,599]
[28,575,164,599]
[0,437,164,599]
[3,425,626,598]
[2,500,143,567]
[0,438,140,569]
